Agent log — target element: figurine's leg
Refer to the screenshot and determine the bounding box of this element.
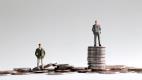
[98,33,101,46]
[37,58,40,69]
[41,58,43,69]
[94,33,96,46]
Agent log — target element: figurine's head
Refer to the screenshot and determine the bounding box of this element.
[38,43,41,48]
[95,20,98,24]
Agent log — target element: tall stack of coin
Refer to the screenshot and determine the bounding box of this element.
[88,46,105,69]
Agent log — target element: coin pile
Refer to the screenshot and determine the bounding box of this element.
[88,46,105,69]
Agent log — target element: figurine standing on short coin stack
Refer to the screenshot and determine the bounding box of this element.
[35,43,45,69]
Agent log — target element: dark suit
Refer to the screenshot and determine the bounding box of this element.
[92,24,101,46]
[35,48,45,69]
[35,48,45,59]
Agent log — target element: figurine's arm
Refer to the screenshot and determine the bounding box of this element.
[35,49,38,56]
[99,25,101,33]
[92,25,95,31]
[41,49,45,57]
[43,50,45,56]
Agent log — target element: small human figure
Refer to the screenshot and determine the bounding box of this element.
[35,43,45,69]
[92,20,102,46]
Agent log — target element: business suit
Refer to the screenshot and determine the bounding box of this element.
[35,48,45,69]
[92,24,101,46]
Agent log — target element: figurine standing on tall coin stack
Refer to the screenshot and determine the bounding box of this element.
[88,20,105,70]
[92,20,102,46]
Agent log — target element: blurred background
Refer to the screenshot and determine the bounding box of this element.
[0,0,142,69]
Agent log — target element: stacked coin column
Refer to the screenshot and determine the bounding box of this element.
[88,46,105,70]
